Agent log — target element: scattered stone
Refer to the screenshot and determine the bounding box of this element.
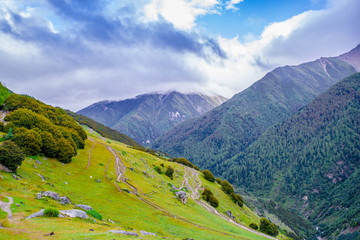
[0,175,3,179]
[89,229,94,231]
[175,191,188,204]
[226,210,235,220]
[123,188,131,194]
[12,174,19,180]
[44,231,55,236]
[38,174,46,181]
[90,176,92,178]
[37,193,43,199]
[108,218,114,224]
[66,173,71,175]
[62,163,65,166]
[75,204,93,211]
[42,191,60,201]
[59,196,71,205]
[36,160,41,165]
[34,165,37,169]
[26,209,45,219]
[140,230,156,236]
[171,185,178,190]
[142,171,150,178]
[64,182,67,185]
[96,179,101,183]
[60,209,88,219]
[16,203,20,207]
[108,230,138,237]
[129,167,134,172]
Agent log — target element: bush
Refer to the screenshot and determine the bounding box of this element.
[203,170,215,182]
[249,223,258,230]
[202,188,213,201]
[231,192,244,207]
[208,195,219,208]
[154,166,162,174]
[0,141,25,172]
[57,138,76,163]
[44,207,59,217]
[260,217,278,237]
[216,178,222,184]
[40,132,57,158]
[165,166,174,180]
[86,210,102,220]
[172,157,199,170]
[160,163,164,167]
[221,180,234,195]
[202,188,219,208]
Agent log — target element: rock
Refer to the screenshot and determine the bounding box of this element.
[75,204,93,211]
[38,174,46,181]
[64,182,67,185]
[66,172,71,175]
[96,179,101,183]
[108,230,138,237]
[226,210,235,220]
[36,193,42,199]
[16,203,20,207]
[60,209,88,219]
[59,196,71,205]
[36,160,41,165]
[171,185,178,190]
[175,191,188,204]
[108,218,114,224]
[140,230,156,236]
[12,174,19,180]
[34,165,37,169]
[89,229,94,231]
[42,191,60,201]
[129,167,134,172]
[142,171,150,178]
[62,163,65,166]
[50,231,54,236]
[0,175,3,179]
[26,209,45,219]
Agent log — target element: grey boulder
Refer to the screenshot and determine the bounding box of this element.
[26,209,45,219]
[226,210,235,220]
[42,191,60,201]
[108,230,138,236]
[60,209,88,219]
[59,196,71,205]
[75,204,93,211]
[140,230,156,236]
[175,191,188,204]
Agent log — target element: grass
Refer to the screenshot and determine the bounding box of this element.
[0,127,290,240]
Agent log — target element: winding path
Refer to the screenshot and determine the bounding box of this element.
[86,138,96,170]
[182,166,278,240]
[0,196,13,219]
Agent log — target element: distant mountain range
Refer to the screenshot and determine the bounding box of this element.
[153,44,360,173]
[77,92,227,145]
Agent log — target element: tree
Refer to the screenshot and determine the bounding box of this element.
[231,192,244,207]
[165,166,174,180]
[57,138,75,163]
[221,180,234,195]
[41,132,57,158]
[203,169,215,182]
[260,218,278,237]
[0,141,25,172]
[216,178,222,184]
[154,166,162,174]
[202,188,219,208]
[249,223,258,230]
[3,127,14,140]
[208,194,219,208]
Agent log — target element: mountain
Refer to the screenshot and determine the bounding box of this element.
[222,73,360,239]
[153,45,360,173]
[78,91,227,145]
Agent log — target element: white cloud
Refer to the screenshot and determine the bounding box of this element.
[144,0,219,30]
[225,0,244,10]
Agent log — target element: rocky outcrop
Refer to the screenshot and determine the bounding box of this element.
[26,209,45,219]
[39,191,71,205]
[140,230,156,236]
[60,209,88,219]
[226,210,235,220]
[59,196,71,205]
[175,191,188,204]
[75,204,93,211]
[108,230,138,236]
[42,191,60,201]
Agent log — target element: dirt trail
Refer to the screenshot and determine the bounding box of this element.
[182,166,278,240]
[86,138,96,169]
[0,196,13,219]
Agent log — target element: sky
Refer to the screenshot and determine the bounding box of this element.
[0,0,359,111]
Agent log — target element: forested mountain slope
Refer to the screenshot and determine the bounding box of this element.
[78,91,226,145]
[153,45,359,172]
[222,73,360,239]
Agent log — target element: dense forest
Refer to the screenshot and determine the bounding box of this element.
[219,73,360,238]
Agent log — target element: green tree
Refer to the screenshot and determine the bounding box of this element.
[203,169,215,182]
[165,166,174,180]
[208,195,219,208]
[260,218,278,237]
[57,138,75,163]
[40,132,57,158]
[3,127,14,140]
[0,141,25,172]
[221,180,234,195]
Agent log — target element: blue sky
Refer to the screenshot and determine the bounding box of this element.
[0,0,359,110]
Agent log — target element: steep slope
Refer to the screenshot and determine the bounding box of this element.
[78,92,227,145]
[222,73,360,239]
[0,127,290,240]
[153,45,359,173]
[0,82,12,105]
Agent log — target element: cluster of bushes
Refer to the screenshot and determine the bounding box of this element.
[171,157,199,170]
[154,166,162,174]
[216,179,244,208]
[203,170,215,182]
[202,188,219,208]
[231,192,244,207]
[165,166,174,180]
[44,208,59,217]
[0,94,87,169]
[260,217,279,237]
[0,141,24,172]
[86,209,102,220]
[249,222,258,230]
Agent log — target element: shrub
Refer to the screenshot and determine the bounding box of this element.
[208,195,219,208]
[0,141,25,172]
[172,157,199,170]
[231,192,244,207]
[203,170,215,182]
[260,217,279,237]
[40,131,57,158]
[202,188,219,208]
[221,180,234,195]
[202,188,213,202]
[57,138,76,163]
[44,207,59,217]
[165,166,174,180]
[216,178,222,184]
[160,163,164,167]
[154,166,162,174]
[86,210,102,220]
[249,223,258,230]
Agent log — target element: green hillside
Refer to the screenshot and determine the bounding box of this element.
[153,56,357,175]
[0,127,290,240]
[0,83,12,105]
[66,110,143,149]
[221,73,360,239]
[78,92,227,145]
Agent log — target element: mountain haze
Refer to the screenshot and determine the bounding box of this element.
[153,45,360,172]
[78,92,227,145]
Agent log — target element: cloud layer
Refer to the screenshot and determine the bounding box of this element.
[0,0,359,111]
